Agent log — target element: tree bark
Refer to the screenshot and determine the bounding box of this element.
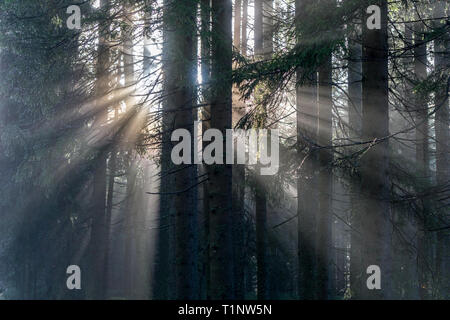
[295,0,318,300]
[348,22,363,299]
[433,0,450,299]
[233,0,241,49]
[121,3,140,298]
[163,0,199,299]
[254,0,263,57]
[413,20,430,300]
[104,106,118,299]
[208,0,234,300]
[254,0,266,300]
[254,0,273,300]
[200,0,212,300]
[359,0,391,299]
[88,0,110,299]
[232,0,246,300]
[317,54,333,300]
[241,0,248,55]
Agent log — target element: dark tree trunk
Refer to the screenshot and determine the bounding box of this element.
[359,0,391,299]
[121,3,140,298]
[199,0,212,300]
[232,0,246,300]
[295,0,318,300]
[317,54,333,300]
[254,0,266,300]
[208,0,234,300]
[348,23,363,299]
[162,0,199,299]
[433,1,450,299]
[154,0,175,300]
[104,106,118,298]
[254,0,273,300]
[255,182,268,299]
[88,0,110,299]
[413,21,430,300]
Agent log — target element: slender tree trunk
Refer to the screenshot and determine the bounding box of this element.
[262,0,273,57]
[254,0,266,300]
[254,0,273,300]
[317,54,333,300]
[241,0,248,55]
[121,3,140,298]
[104,106,118,298]
[232,164,246,299]
[348,39,362,138]
[348,23,363,299]
[155,120,173,299]
[413,21,430,300]
[232,0,246,299]
[254,0,263,57]
[295,0,318,300]
[88,0,110,299]
[233,0,241,49]
[200,0,212,300]
[386,19,421,299]
[359,0,391,299]
[255,182,268,299]
[208,0,234,299]
[240,0,249,297]
[124,156,138,298]
[162,0,199,299]
[433,0,450,299]
[153,0,175,299]
[143,9,152,78]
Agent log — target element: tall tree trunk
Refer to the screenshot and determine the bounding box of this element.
[154,0,176,299]
[121,3,139,298]
[254,0,273,300]
[359,0,391,299]
[232,163,246,299]
[104,105,118,299]
[232,0,246,300]
[208,0,234,299]
[88,0,110,299]
[255,180,268,299]
[241,0,248,55]
[254,0,266,300]
[254,0,263,57]
[262,0,273,57]
[200,0,212,300]
[163,0,199,299]
[317,54,333,300]
[348,39,362,138]
[240,0,249,298]
[233,0,241,49]
[393,21,421,299]
[413,21,430,300]
[433,0,450,299]
[348,21,363,299]
[295,0,318,300]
